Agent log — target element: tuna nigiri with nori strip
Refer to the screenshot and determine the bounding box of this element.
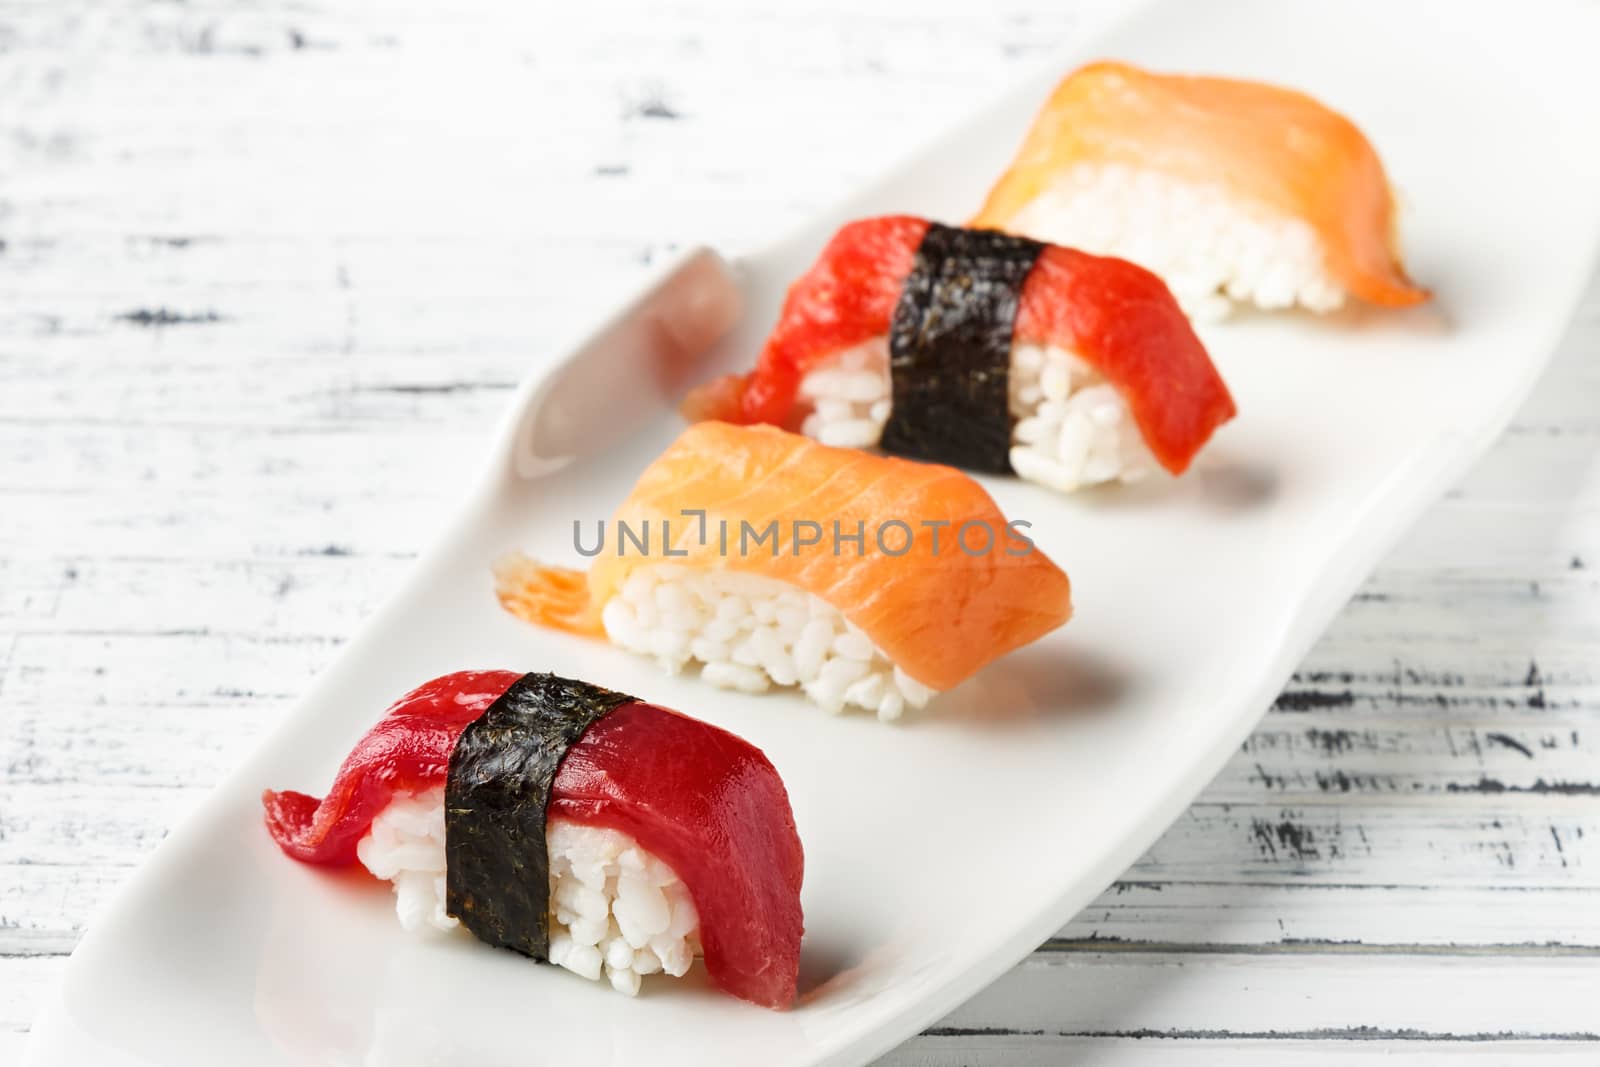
[494,421,1073,720]
[263,670,804,1009]
[682,215,1236,494]
[971,61,1430,320]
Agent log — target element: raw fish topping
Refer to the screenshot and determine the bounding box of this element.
[263,670,522,866]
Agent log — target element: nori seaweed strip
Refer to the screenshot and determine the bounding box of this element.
[881,223,1045,473]
[445,672,635,960]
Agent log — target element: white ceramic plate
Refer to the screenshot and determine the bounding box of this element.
[26,1,1600,1064]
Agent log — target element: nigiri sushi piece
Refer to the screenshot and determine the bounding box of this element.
[494,422,1072,720]
[971,61,1429,320]
[682,215,1235,492]
[263,670,804,1009]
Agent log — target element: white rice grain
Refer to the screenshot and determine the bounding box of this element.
[602,564,937,721]
[1007,163,1346,321]
[357,787,702,997]
[796,337,1154,495]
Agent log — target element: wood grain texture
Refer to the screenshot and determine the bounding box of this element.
[2,0,1598,1061]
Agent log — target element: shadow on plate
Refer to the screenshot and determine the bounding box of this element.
[932,642,1135,728]
[1016,453,1279,515]
[1195,456,1280,512]
[1215,295,1452,336]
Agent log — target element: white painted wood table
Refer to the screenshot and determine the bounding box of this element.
[3,2,1597,1062]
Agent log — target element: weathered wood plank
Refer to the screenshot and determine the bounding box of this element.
[1054,881,1600,950]
[927,952,1600,1040]
[883,1037,1598,1065]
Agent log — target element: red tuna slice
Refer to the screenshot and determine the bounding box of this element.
[263,669,522,866]
[548,700,804,1010]
[681,214,1235,475]
[681,215,929,429]
[1016,245,1236,475]
[262,670,805,1010]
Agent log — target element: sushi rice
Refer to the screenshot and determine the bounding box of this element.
[358,786,701,996]
[1006,163,1347,321]
[598,563,938,721]
[798,336,1154,494]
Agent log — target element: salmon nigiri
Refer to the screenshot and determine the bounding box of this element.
[972,61,1429,320]
[494,422,1072,720]
[683,215,1236,494]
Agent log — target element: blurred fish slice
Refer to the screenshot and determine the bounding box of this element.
[971,61,1430,320]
